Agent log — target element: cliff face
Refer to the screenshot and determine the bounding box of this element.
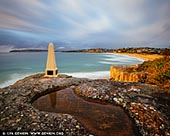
[110,56,170,89]
[110,65,147,83]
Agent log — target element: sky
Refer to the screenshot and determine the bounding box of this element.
[0,0,170,52]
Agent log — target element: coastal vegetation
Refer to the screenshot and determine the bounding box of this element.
[137,49,170,89]
[114,47,162,54]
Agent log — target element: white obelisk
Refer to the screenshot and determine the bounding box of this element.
[44,42,58,77]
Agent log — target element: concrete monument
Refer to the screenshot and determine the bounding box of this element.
[44,42,58,77]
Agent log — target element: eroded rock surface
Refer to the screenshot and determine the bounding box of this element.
[75,80,170,135]
[0,74,91,135]
[0,74,169,136]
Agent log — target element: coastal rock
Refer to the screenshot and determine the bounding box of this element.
[75,79,170,135]
[0,73,169,135]
[0,74,91,135]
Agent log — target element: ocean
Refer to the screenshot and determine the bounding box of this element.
[0,52,144,88]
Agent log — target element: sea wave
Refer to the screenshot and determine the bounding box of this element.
[102,54,144,62]
[98,61,115,64]
[98,61,126,65]
[103,58,121,61]
[0,73,32,88]
[63,71,110,79]
[0,71,110,88]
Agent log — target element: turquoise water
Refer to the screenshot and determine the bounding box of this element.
[0,52,143,88]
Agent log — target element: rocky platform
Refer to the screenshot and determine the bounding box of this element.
[0,74,170,136]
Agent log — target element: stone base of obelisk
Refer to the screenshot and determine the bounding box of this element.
[44,69,58,78]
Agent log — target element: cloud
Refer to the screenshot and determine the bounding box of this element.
[63,14,112,39]
[0,0,54,34]
[0,0,170,48]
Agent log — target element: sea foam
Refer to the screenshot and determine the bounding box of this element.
[63,71,110,79]
[0,71,110,88]
[0,73,32,88]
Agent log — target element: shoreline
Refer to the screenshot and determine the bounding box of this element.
[113,52,163,61]
[0,71,110,88]
[0,52,163,88]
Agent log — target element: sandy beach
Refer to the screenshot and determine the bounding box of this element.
[113,53,163,61]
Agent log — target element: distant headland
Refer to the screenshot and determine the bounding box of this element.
[10,49,48,52]
[10,47,168,54]
[62,47,167,54]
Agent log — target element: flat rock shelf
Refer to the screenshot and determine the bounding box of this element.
[0,74,169,136]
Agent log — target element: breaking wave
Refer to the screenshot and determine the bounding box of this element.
[0,73,33,88]
[0,71,110,88]
[63,71,110,79]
